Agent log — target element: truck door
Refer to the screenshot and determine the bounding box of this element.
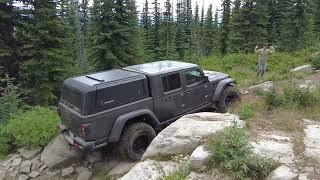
[154,72,185,122]
[183,68,210,110]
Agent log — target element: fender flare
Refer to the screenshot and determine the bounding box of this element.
[108,109,160,142]
[212,78,235,101]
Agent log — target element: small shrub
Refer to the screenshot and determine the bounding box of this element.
[311,52,320,69]
[0,126,15,155]
[208,127,277,179]
[163,162,190,180]
[0,74,23,123]
[264,87,317,109]
[5,106,60,148]
[239,104,255,120]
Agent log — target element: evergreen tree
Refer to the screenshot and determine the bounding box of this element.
[212,9,220,54]
[0,1,20,78]
[220,0,231,54]
[152,0,161,60]
[159,0,177,59]
[176,1,187,59]
[18,0,74,105]
[90,0,142,70]
[229,0,245,52]
[278,0,313,51]
[313,0,320,40]
[202,4,214,55]
[141,0,155,61]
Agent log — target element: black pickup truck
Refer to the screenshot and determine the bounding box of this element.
[58,60,240,160]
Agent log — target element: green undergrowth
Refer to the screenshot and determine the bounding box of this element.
[264,85,320,110]
[239,103,256,120]
[208,127,278,179]
[0,106,60,155]
[162,162,190,180]
[199,49,316,87]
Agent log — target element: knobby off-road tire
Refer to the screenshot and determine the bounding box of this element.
[118,122,156,161]
[216,86,241,113]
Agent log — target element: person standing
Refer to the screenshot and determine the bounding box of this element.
[254,44,275,78]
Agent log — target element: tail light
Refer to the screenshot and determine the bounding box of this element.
[80,123,91,137]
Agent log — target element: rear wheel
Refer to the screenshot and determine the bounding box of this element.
[118,122,156,161]
[216,86,241,113]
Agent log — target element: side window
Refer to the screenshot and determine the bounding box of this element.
[162,73,181,92]
[185,69,203,85]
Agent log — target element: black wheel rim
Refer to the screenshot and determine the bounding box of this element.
[225,92,239,107]
[132,134,150,156]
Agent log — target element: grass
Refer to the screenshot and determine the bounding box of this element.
[162,162,190,180]
[208,127,278,179]
[238,103,256,120]
[199,49,316,88]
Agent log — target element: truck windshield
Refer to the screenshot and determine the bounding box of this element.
[61,86,82,112]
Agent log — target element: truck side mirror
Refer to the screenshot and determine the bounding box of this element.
[204,76,209,82]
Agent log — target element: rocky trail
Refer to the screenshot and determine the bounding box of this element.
[0,65,319,180]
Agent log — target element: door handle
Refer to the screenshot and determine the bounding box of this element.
[165,97,173,101]
[186,90,192,94]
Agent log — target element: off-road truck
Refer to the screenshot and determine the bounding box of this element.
[58,60,240,160]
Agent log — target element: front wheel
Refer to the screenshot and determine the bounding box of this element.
[118,123,156,161]
[216,86,241,113]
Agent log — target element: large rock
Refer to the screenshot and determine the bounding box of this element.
[299,80,316,91]
[12,157,22,167]
[290,64,313,74]
[18,147,42,160]
[267,165,297,180]
[120,160,179,180]
[303,119,320,162]
[143,113,244,159]
[249,81,274,92]
[189,145,211,169]
[251,134,294,164]
[61,166,75,177]
[186,172,212,180]
[20,160,32,174]
[2,154,20,167]
[40,135,82,169]
[77,168,93,180]
[108,162,137,177]
[0,169,6,180]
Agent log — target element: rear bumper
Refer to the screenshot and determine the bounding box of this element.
[58,124,108,150]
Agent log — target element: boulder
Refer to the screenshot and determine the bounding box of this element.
[12,157,22,167]
[39,164,48,172]
[303,119,320,162]
[18,147,42,160]
[2,154,20,167]
[248,81,274,92]
[186,172,212,180]
[143,113,244,159]
[77,168,93,180]
[108,162,137,177]
[120,160,179,180]
[0,169,6,180]
[29,171,40,178]
[267,165,297,180]
[20,160,32,174]
[18,174,29,180]
[251,137,295,164]
[299,80,316,90]
[189,146,211,169]
[40,135,82,169]
[290,65,313,74]
[31,158,41,171]
[61,166,75,177]
[7,169,19,180]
